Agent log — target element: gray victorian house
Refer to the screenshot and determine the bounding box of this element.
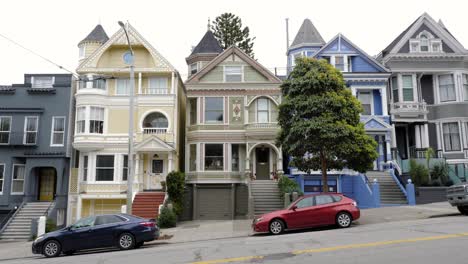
[0,74,74,240]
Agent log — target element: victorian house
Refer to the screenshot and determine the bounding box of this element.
[67,24,185,224]
[184,29,284,219]
[286,19,404,206]
[379,13,468,183]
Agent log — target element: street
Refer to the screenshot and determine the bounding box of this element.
[1,212,467,264]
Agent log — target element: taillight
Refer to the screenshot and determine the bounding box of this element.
[139,221,155,227]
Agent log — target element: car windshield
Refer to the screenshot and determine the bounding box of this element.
[71,216,95,229]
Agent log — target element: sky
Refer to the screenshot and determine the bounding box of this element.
[0,0,467,84]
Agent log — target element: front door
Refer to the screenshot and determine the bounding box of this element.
[255,147,270,180]
[147,159,164,190]
[39,168,55,201]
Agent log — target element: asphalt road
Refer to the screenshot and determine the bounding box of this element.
[2,214,468,264]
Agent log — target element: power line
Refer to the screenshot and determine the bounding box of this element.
[0,31,78,78]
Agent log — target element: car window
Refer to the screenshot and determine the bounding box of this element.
[295,197,315,209]
[72,216,95,229]
[332,195,342,202]
[95,215,125,226]
[314,195,335,205]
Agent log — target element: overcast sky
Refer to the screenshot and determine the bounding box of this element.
[0,0,467,84]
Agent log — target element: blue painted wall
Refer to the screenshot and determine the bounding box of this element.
[373,90,383,115]
[350,56,380,73]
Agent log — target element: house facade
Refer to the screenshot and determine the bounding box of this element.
[184,30,283,220]
[379,13,468,182]
[67,24,185,224]
[0,74,74,226]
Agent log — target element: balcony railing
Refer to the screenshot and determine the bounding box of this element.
[79,182,142,193]
[143,128,168,134]
[390,102,428,113]
[139,88,168,95]
[245,123,278,129]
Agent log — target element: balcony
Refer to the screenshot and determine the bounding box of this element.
[139,87,169,95]
[79,182,142,194]
[390,102,428,121]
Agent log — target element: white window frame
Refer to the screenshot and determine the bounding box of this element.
[23,116,39,145]
[204,97,224,124]
[31,76,55,89]
[50,116,66,147]
[256,98,270,123]
[441,121,463,153]
[391,76,399,103]
[0,163,4,194]
[79,45,85,59]
[224,66,243,83]
[463,73,468,101]
[95,155,115,182]
[89,107,104,134]
[190,63,198,75]
[115,78,130,95]
[409,31,444,53]
[122,154,128,182]
[82,155,89,182]
[204,143,224,171]
[436,74,457,103]
[401,75,415,102]
[11,164,25,195]
[357,90,374,115]
[76,106,87,134]
[0,116,12,145]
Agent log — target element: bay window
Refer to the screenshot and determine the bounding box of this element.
[96,155,114,181]
[439,74,456,102]
[122,155,128,181]
[89,107,104,134]
[443,122,461,152]
[402,75,414,101]
[189,144,197,171]
[189,98,197,125]
[205,144,223,171]
[391,76,399,103]
[205,97,223,123]
[76,107,86,134]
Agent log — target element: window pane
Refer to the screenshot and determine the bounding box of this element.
[257,99,268,111]
[0,165,3,193]
[143,113,168,128]
[463,74,468,101]
[83,156,88,181]
[205,98,223,122]
[315,195,335,205]
[52,133,64,145]
[116,79,130,95]
[189,144,197,171]
[189,98,197,125]
[225,66,242,82]
[443,122,461,151]
[205,144,223,171]
[32,77,54,88]
[296,197,314,208]
[152,160,164,174]
[402,76,413,101]
[0,117,11,131]
[26,117,38,131]
[335,56,344,71]
[53,118,65,132]
[439,75,455,102]
[96,169,114,181]
[358,92,372,115]
[97,155,114,167]
[123,155,128,181]
[231,144,239,171]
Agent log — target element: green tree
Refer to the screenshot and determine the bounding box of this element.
[211,13,255,57]
[277,58,378,192]
[166,171,185,216]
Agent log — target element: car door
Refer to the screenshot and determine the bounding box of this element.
[283,196,317,229]
[92,215,126,247]
[313,195,338,226]
[63,216,98,250]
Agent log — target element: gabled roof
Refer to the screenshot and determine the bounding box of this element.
[77,24,175,72]
[381,13,466,58]
[190,30,223,55]
[134,136,174,152]
[314,33,389,73]
[362,116,392,131]
[185,46,282,85]
[78,24,109,46]
[289,18,325,49]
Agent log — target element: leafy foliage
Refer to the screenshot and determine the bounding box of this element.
[278,176,303,201]
[46,218,57,233]
[430,162,451,186]
[409,159,429,186]
[277,58,378,192]
[157,207,176,228]
[211,13,255,57]
[166,171,185,216]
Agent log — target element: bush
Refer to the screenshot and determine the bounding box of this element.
[278,176,303,201]
[431,162,449,185]
[46,218,57,233]
[158,207,176,228]
[166,171,185,216]
[409,159,429,186]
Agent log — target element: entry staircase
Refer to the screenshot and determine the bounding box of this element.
[251,180,284,216]
[0,202,52,241]
[131,192,165,219]
[366,171,407,205]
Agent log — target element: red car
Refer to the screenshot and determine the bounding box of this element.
[252,193,360,235]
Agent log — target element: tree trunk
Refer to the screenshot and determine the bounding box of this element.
[320,150,328,193]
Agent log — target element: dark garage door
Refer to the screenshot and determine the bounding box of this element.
[197,187,232,220]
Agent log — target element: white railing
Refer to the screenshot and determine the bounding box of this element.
[79,182,142,193]
[245,123,278,129]
[140,88,168,95]
[143,128,168,134]
[391,102,427,113]
[32,83,54,89]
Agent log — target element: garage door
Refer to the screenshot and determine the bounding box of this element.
[197,187,232,220]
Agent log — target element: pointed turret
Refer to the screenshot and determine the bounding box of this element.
[186,30,223,76]
[78,24,109,62]
[289,18,325,50]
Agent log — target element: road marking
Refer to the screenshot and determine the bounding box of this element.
[191,232,468,264]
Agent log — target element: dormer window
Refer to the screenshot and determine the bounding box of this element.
[32,76,54,89]
[190,63,198,75]
[334,56,345,71]
[409,31,443,53]
[224,66,242,82]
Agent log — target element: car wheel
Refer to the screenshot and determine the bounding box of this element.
[336,212,352,228]
[457,206,468,216]
[118,233,135,250]
[269,219,285,235]
[135,242,144,248]
[63,250,76,256]
[43,240,61,258]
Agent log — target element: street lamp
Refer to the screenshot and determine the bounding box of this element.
[118,21,135,214]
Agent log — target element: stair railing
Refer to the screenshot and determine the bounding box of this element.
[0,201,25,234]
[44,202,56,218]
[389,168,408,198]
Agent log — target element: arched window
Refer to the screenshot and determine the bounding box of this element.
[143,112,168,129]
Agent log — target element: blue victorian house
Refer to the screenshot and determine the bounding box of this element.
[286,19,405,206]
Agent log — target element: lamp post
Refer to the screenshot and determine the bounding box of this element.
[118,21,135,214]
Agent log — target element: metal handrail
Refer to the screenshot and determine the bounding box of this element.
[0,201,25,234]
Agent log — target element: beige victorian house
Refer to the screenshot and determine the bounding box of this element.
[67,24,185,224]
[184,30,283,220]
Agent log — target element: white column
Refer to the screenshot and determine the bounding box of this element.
[391,124,397,148]
[171,72,175,94]
[138,72,142,94]
[415,125,421,148]
[168,152,174,172]
[381,87,388,114]
[435,123,442,150]
[351,86,357,97]
[277,147,283,173]
[423,123,430,148]
[134,154,140,183]
[76,196,82,220]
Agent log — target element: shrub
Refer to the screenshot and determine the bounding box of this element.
[46,218,57,233]
[431,162,449,185]
[409,159,429,186]
[278,176,303,201]
[166,171,185,216]
[157,207,176,228]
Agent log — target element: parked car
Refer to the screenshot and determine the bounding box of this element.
[446,183,468,215]
[32,214,159,258]
[252,193,360,235]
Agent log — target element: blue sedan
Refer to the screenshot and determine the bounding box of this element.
[32,214,159,258]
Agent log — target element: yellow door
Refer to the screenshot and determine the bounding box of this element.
[39,169,55,201]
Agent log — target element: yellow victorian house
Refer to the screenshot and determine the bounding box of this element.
[67,24,185,224]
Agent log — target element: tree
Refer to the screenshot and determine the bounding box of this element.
[277,57,378,192]
[211,13,255,57]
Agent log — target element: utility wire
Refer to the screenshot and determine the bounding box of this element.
[0,31,78,78]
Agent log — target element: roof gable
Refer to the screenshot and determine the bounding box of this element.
[363,117,392,131]
[79,24,109,46]
[185,46,281,85]
[289,19,325,50]
[314,34,388,73]
[77,24,175,72]
[190,30,223,55]
[134,136,174,152]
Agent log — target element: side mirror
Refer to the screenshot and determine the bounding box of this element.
[290,205,297,211]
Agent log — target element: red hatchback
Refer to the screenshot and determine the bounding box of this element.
[252,193,360,235]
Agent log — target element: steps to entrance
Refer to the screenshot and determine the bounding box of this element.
[131,192,165,219]
[251,180,284,216]
[0,202,52,241]
[366,171,407,205]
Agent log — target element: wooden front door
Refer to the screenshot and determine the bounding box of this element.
[39,168,55,201]
[255,147,270,180]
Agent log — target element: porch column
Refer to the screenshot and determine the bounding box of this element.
[134,154,140,184]
[415,125,422,148]
[76,196,82,220]
[391,124,397,148]
[422,123,429,148]
[277,147,283,174]
[138,72,142,94]
[245,144,251,178]
[168,152,174,172]
[381,87,388,115]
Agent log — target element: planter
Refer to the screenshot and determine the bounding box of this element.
[416,186,448,204]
